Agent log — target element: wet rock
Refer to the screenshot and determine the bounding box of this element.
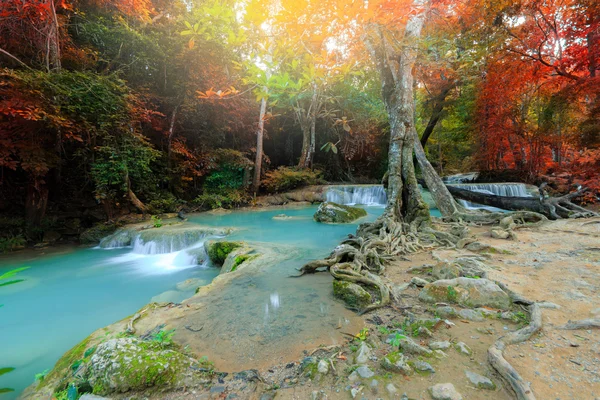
[313,202,367,223]
[413,360,435,373]
[205,240,243,266]
[386,383,398,395]
[465,370,496,390]
[43,230,61,243]
[317,359,329,374]
[356,366,375,378]
[429,383,463,400]
[398,336,432,356]
[457,309,485,322]
[418,277,512,310]
[455,342,472,356]
[80,396,112,400]
[429,341,451,350]
[381,352,412,375]
[334,281,372,310]
[432,262,461,280]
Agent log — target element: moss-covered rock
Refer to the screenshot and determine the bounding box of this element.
[80,223,117,245]
[418,277,511,310]
[205,240,242,265]
[313,202,367,223]
[332,280,372,309]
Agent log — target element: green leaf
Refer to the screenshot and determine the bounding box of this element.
[0,279,24,287]
[331,144,338,154]
[0,267,29,281]
[0,368,15,377]
[180,30,193,36]
[184,21,192,29]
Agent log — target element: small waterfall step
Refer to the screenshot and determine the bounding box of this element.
[325,185,387,206]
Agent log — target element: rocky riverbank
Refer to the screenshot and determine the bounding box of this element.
[22,216,600,400]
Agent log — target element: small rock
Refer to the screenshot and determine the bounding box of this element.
[370,379,379,393]
[429,383,463,400]
[410,277,430,287]
[399,336,432,356]
[210,386,226,394]
[491,228,510,239]
[465,370,496,390]
[355,342,372,364]
[419,277,512,310]
[436,306,457,318]
[356,366,375,379]
[455,342,472,356]
[417,326,433,337]
[381,353,412,375]
[429,341,451,350]
[317,359,329,374]
[499,216,516,230]
[465,242,491,252]
[413,360,435,373]
[348,371,360,382]
[432,262,461,280]
[386,383,398,395]
[433,349,448,359]
[475,307,498,317]
[458,309,485,322]
[350,388,360,398]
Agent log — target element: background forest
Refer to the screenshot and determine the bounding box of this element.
[0,0,599,250]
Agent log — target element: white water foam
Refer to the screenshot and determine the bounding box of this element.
[325,185,387,206]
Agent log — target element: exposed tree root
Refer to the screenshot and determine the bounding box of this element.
[558,319,600,330]
[294,214,470,313]
[488,303,542,400]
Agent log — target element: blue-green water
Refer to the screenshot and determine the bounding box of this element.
[0,205,385,398]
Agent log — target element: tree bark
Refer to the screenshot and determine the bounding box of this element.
[446,185,598,219]
[25,178,49,228]
[420,83,452,148]
[297,84,319,169]
[251,95,267,195]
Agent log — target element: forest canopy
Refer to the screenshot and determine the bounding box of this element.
[0,0,598,243]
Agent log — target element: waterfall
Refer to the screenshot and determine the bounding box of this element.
[449,183,534,210]
[132,228,213,255]
[325,185,387,206]
[442,172,479,184]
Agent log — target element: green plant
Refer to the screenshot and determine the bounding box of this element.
[150,328,176,347]
[355,327,369,341]
[151,215,163,228]
[1,267,30,393]
[35,368,50,382]
[193,189,250,210]
[262,167,323,193]
[390,332,407,348]
[378,326,392,335]
[0,234,26,253]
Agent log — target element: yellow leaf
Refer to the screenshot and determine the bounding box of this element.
[188,38,195,49]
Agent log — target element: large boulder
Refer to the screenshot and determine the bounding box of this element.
[332,280,372,309]
[313,202,367,223]
[418,277,511,310]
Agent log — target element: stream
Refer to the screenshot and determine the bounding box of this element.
[0,204,384,398]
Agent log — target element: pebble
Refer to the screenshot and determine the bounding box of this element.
[386,383,398,395]
[429,383,463,400]
[465,370,496,390]
[355,342,372,364]
[317,359,329,374]
[356,365,375,378]
[455,342,472,356]
[413,360,435,373]
[458,309,485,322]
[429,341,451,350]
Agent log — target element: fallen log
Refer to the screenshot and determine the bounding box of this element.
[447,186,598,220]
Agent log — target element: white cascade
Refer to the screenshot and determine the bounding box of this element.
[325,185,387,206]
[449,183,532,210]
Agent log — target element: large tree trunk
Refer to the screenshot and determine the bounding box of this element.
[251,96,267,195]
[124,169,148,214]
[25,178,49,228]
[420,83,452,148]
[376,0,430,223]
[297,84,319,169]
[447,185,598,219]
[298,123,311,169]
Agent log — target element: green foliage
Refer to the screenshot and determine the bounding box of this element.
[193,189,250,210]
[262,167,323,193]
[0,234,26,253]
[207,241,241,265]
[231,254,251,271]
[148,193,181,214]
[390,332,407,348]
[150,329,176,348]
[151,215,163,228]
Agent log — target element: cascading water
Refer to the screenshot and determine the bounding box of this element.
[325,185,387,206]
[449,183,534,210]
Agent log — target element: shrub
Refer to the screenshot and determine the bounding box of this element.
[193,189,250,210]
[0,234,26,253]
[262,167,323,193]
[148,192,181,214]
